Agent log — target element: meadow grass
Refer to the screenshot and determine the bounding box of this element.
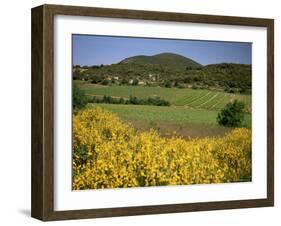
[90,103,251,127]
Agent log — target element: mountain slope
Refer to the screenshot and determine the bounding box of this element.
[120,52,202,69]
[73,53,251,93]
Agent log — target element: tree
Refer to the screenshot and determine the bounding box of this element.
[217,100,245,127]
[132,79,139,86]
[90,75,102,84]
[120,78,129,85]
[73,84,88,110]
[101,79,110,85]
[164,80,172,88]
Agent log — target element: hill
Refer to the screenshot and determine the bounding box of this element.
[73,53,251,93]
[120,52,202,69]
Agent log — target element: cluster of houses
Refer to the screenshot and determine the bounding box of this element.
[74,66,159,86]
[103,74,156,85]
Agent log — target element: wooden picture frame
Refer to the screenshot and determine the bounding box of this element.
[31,4,274,221]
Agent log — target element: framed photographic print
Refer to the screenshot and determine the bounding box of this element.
[31,4,274,221]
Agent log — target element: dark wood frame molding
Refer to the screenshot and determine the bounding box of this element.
[31,4,274,221]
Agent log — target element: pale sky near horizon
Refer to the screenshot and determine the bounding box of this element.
[72,34,252,66]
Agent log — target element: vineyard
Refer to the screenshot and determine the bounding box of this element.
[79,84,251,111]
[73,107,252,190]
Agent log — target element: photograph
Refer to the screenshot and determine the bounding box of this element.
[71,34,252,190]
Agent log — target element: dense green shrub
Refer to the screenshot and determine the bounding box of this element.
[120,78,129,85]
[164,80,172,88]
[90,75,102,84]
[101,79,110,85]
[73,84,88,110]
[132,79,139,86]
[89,95,170,106]
[217,100,245,127]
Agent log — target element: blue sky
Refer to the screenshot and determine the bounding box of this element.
[72,34,252,66]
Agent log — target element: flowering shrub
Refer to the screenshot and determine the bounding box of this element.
[73,107,251,190]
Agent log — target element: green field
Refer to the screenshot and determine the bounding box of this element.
[90,103,251,127]
[79,83,251,111]
[77,82,251,138]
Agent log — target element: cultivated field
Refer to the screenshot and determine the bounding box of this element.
[76,82,252,137]
[79,83,251,111]
[90,103,251,126]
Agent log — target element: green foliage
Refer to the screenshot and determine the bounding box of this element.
[164,80,172,88]
[89,95,170,106]
[72,51,251,93]
[120,52,202,70]
[90,75,102,84]
[120,78,129,85]
[217,100,246,127]
[73,84,88,110]
[73,144,89,167]
[101,79,110,85]
[132,79,139,86]
[175,82,185,88]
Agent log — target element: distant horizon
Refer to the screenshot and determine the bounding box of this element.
[72,35,252,66]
